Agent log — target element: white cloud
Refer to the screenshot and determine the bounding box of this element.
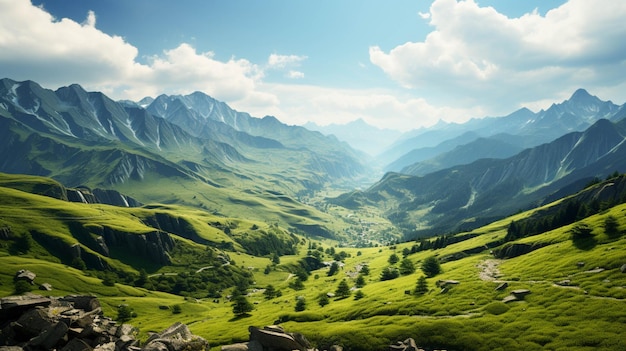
[0,0,273,105]
[418,11,431,19]
[267,54,308,69]
[370,0,626,114]
[287,70,305,79]
[238,83,483,131]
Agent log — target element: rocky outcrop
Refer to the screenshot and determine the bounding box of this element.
[99,227,174,265]
[0,294,207,351]
[143,322,208,351]
[67,187,142,208]
[389,338,426,351]
[221,325,313,351]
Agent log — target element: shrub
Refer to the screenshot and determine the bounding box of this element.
[604,215,621,238]
[399,258,416,275]
[171,304,182,314]
[354,290,364,300]
[117,304,135,322]
[421,256,441,278]
[295,297,306,312]
[388,253,399,265]
[380,267,400,281]
[318,294,329,307]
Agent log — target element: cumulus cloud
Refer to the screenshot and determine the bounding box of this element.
[370,0,626,113]
[0,0,275,106]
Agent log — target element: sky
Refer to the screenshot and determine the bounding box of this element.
[1,0,625,131]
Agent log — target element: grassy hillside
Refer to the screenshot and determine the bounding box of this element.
[1,175,625,350]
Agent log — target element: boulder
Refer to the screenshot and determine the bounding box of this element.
[40,282,53,291]
[143,322,208,351]
[14,270,36,284]
[248,326,307,351]
[620,264,626,273]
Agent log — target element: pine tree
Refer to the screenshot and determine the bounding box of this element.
[335,279,351,298]
[232,295,253,316]
[414,276,428,295]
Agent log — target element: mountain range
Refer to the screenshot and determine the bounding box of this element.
[2,77,626,239]
[333,116,626,237]
[0,78,368,238]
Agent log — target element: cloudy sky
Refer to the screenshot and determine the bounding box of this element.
[1,0,625,131]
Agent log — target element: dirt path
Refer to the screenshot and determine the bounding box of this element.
[477,259,503,281]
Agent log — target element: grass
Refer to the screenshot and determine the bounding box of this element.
[1,176,626,350]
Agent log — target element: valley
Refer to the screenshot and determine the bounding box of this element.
[1,79,625,351]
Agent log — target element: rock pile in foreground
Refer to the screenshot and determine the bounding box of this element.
[0,294,207,351]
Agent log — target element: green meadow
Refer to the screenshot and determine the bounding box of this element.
[1,174,625,350]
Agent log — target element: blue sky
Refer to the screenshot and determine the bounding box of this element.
[1,0,625,131]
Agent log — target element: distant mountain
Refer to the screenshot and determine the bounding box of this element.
[400,134,525,176]
[304,119,401,157]
[0,78,368,238]
[382,89,624,172]
[331,118,626,237]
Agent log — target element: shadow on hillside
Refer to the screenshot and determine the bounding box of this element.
[229,313,252,322]
[572,236,598,251]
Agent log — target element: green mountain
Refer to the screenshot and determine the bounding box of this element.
[1,172,624,351]
[0,78,370,238]
[332,118,626,237]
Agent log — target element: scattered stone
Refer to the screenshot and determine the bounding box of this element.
[435,280,460,288]
[511,289,531,298]
[14,269,36,284]
[40,282,53,291]
[584,267,605,274]
[576,261,586,268]
[502,289,531,303]
[494,282,508,291]
[389,338,425,351]
[555,279,571,286]
[502,295,518,303]
[620,264,626,273]
[0,294,205,351]
[143,321,208,351]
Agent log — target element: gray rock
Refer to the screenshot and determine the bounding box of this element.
[249,326,307,351]
[620,264,626,273]
[14,270,36,284]
[494,282,508,291]
[27,321,69,349]
[143,322,208,351]
[436,280,460,288]
[511,289,531,298]
[39,283,53,291]
[60,337,94,351]
[221,343,249,351]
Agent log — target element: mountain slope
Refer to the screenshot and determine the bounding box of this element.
[332,118,626,236]
[400,135,525,176]
[0,78,365,238]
